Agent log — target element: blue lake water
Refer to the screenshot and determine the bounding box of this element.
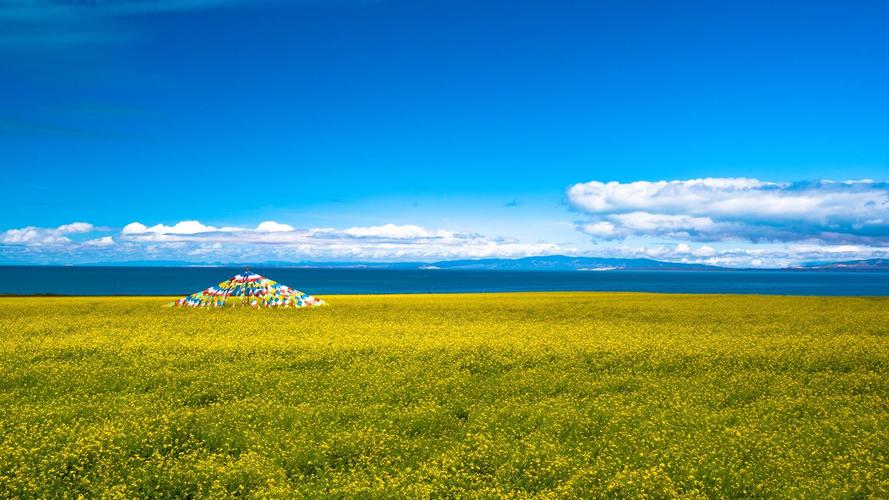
[0,266,887,296]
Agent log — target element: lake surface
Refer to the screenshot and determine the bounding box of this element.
[0,266,887,296]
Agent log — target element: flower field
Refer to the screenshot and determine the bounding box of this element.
[0,293,887,497]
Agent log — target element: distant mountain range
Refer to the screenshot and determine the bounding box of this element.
[799,259,889,271]
[35,255,889,271]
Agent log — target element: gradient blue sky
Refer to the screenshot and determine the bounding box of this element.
[2,0,888,266]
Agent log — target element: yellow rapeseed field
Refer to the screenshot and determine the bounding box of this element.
[0,293,887,497]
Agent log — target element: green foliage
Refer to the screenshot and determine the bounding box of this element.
[0,293,887,497]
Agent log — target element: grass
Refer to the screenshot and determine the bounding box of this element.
[0,292,887,497]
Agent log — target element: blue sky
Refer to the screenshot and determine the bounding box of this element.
[2,0,888,266]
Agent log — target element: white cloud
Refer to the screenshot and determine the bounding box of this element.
[568,178,767,213]
[568,178,889,244]
[0,227,71,245]
[693,245,716,257]
[57,222,94,234]
[84,236,114,247]
[121,220,248,242]
[6,214,888,267]
[579,221,615,237]
[121,222,148,234]
[342,224,455,239]
[122,220,237,235]
[255,221,295,232]
[602,242,889,268]
[0,221,97,246]
[109,220,571,262]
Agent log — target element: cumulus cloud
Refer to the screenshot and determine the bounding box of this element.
[342,224,455,240]
[84,236,115,247]
[0,222,121,263]
[255,221,295,233]
[604,242,889,268]
[107,220,569,262]
[120,220,250,242]
[0,221,95,246]
[579,221,616,237]
[568,178,889,244]
[122,220,240,235]
[120,222,148,234]
[57,222,94,234]
[0,227,70,246]
[7,215,889,267]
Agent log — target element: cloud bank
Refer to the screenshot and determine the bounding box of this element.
[0,222,94,246]
[0,221,566,264]
[5,178,889,268]
[3,217,888,268]
[597,242,889,269]
[568,178,889,244]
